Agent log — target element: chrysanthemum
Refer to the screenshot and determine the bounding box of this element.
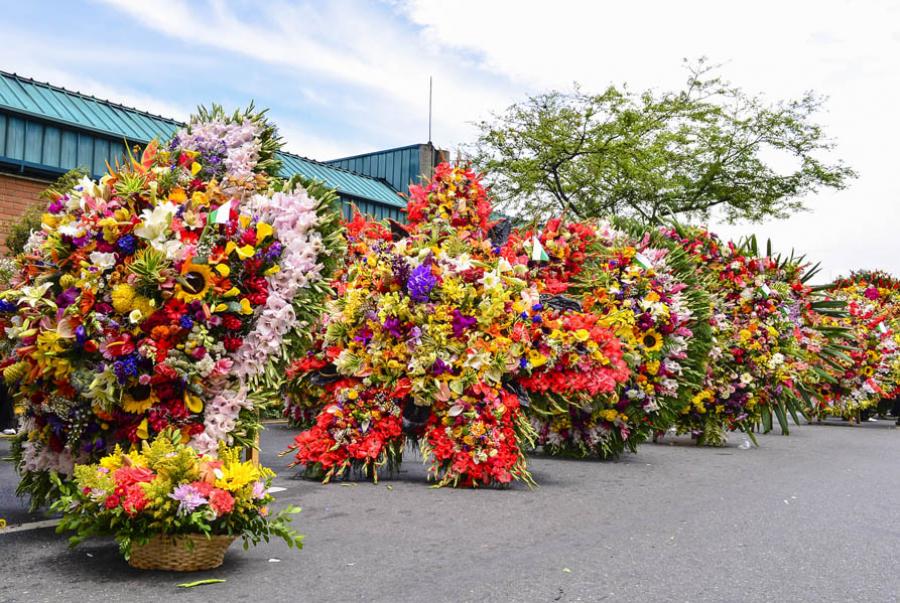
[111,284,136,314]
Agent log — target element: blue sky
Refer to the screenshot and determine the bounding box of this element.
[1,0,483,159]
[3,0,900,279]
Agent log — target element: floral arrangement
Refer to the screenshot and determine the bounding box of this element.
[501,218,708,457]
[51,429,302,559]
[283,209,392,429]
[1,105,342,507]
[814,270,900,417]
[286,164,629,486]
[657,227,847,444]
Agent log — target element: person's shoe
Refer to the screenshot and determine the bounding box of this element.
[1,428,15,435]
[868,417,879,422]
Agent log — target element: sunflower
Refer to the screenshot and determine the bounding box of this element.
[175,260,214,302]
[640,329,664,353]
[121,384,157,414]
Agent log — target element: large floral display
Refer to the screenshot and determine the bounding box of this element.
[0,105,342,506]
[282,209,392,429]
[285,164,630,486]
[657,227,849,444]
[813,270,900,418]
[499,219,710,457]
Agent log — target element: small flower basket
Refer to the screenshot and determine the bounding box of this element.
[51,429,302,570]
[128,534,236,572]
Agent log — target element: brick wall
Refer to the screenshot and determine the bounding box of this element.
[0,173,51,252]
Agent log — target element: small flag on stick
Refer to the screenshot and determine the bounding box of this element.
[531,236,549,262]
[633,253,652,270]
[209,200,232,225]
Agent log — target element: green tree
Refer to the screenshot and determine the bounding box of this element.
[472,60,856,224]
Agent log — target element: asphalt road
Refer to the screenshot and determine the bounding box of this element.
[1,420,899,603]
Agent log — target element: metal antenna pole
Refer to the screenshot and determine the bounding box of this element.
[428,76,433,143]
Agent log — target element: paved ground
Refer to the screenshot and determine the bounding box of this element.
[1,419,899,603]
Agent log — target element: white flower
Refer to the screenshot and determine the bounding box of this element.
[480,270,502,290]
[453,253,474,271]
[740,372,753,385]
[19,283,54,307]
[128,309,144,324]
[58,223,84,238]
[134,202,177,242]
[89,252,117,270]
[767,353,785,369]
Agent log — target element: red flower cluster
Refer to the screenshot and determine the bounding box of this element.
[519,311,630,398]
[502,219,597,293]
[110,466,155,517]
[423,388,529,487]
[406,163,492,234]
[288,381,403,482]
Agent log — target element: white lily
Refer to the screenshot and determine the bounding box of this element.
[19,283,53,307]
[89,251,117,270]
[134,202,178,242]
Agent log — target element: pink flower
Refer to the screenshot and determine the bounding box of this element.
[209,488,235,516]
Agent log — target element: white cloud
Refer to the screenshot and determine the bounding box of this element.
[399,0,900,280]
[95,0,513,146]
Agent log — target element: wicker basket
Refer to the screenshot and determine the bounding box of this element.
[128,533,236,571]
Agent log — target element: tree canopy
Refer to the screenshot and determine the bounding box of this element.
[471,60,856,224]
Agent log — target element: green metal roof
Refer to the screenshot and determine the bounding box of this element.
[0,71,402,207]
[279,152,403,207]
[0,71,181,142]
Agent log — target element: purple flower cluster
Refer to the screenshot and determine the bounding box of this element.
[391,254,411,287]
[451,309,477,338]
[113,354,141,384]
[383,316,404,338]
[170,483,207,514]
[407,264,437,303]
[431,358,452,376]
[116,234,137,255]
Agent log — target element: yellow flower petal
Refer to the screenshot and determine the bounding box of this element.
[136,419,149,440]
[224,287,240,298]
[215,264,231,277]
[191,162,202,175]
[185,392,204,414]
[256,222,274,244]
[235,245,256,259]
[239,298,254,315]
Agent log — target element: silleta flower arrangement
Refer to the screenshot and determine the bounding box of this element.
[283,209,393,429]
[0,105,342,507]
[659,227,846,444]
[286,164,629,486]
[815,271,900,418]
[501,218,708,458]
[51,429,302,570]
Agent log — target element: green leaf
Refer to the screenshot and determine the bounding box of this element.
[177,579,226,588]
